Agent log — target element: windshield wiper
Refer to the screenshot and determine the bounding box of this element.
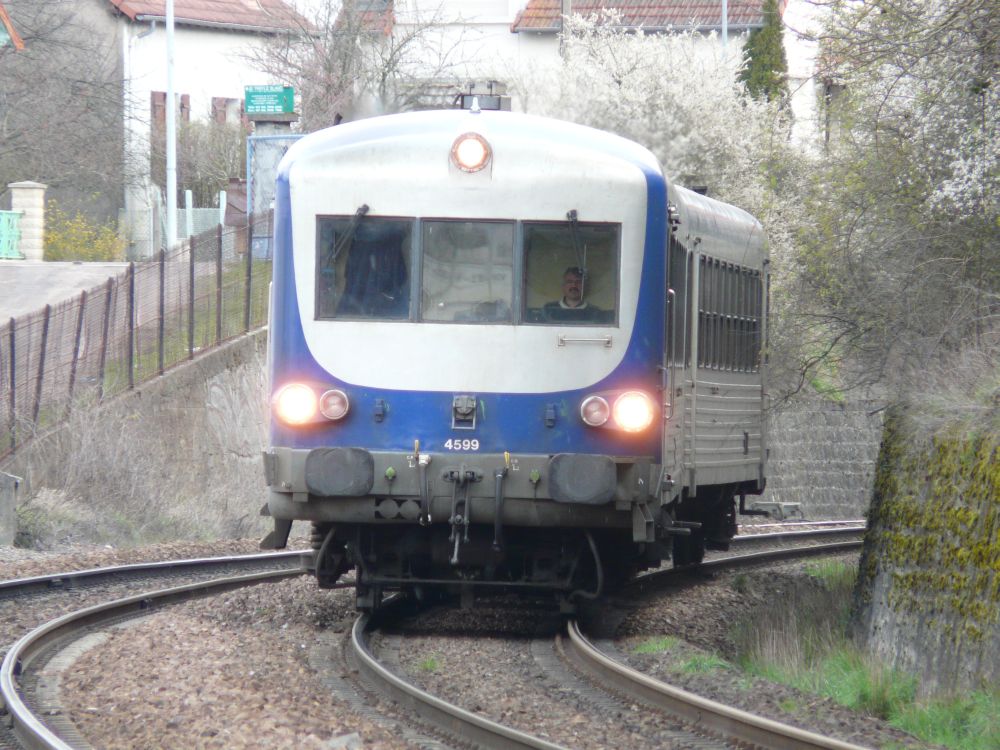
[327,204,370,265]
[566,209,586,272]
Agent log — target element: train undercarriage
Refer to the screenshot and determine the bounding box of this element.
[265,481,761,612]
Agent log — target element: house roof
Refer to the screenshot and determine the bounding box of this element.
[511,0,782,33]
[108,0,310,33]
[0,1,25,50]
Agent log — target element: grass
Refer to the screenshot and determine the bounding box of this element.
[418,656,440,673]
[634,636,680,654]
[83,260,271,407]
[732,561,999,749]
[804,560,857,589]
[893,692,1000,750]
[679,654,731,674]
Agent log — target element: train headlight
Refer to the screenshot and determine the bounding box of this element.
[451,132,491,172]
[612,391,656,433]
[274,383,318,425]
[580,395,610,427]
[319,389,350,420]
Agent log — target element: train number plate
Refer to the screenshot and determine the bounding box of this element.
[443,439,480,451]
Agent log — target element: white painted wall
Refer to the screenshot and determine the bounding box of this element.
[119,15,284,258]
[783,0,827,149]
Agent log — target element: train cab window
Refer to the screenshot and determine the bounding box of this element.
[316,217,412,320]
[522,222,618,325]
[420,220,515,323]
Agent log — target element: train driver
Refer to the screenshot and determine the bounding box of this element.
[544,266,611,322]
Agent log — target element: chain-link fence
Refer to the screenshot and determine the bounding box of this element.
[0,213,273,459]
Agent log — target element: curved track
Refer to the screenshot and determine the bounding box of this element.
[351,531,868,750]
[351,602,567,750]
[0,552,309,750]
[2,526,868,750]
[565,543,871,750]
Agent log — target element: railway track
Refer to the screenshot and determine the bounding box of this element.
[0,551,310,750]
[2,524,870,750]
[350,531,870,750]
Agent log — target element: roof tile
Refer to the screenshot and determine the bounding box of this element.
[512,0,780,33]
[109,0,309,31]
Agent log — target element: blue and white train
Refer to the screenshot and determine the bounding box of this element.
[261,106,769,610]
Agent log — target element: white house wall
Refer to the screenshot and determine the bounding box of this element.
[119,15,281,258]
[783,0,825,149]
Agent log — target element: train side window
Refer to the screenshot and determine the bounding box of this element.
[523,222,618,325]
[315,216,412,320]
[667,236,688,365]
[420,220,515,323]
[697,256,707,368]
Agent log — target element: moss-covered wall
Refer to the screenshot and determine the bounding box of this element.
[853,411,1000,696]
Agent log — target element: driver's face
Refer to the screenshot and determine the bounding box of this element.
[562,273,584,306]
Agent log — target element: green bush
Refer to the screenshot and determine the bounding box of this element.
[44,201,126,261]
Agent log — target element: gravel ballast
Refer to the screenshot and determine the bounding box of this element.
[3,542,939,749]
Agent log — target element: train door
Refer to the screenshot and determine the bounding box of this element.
[663,233,691,500]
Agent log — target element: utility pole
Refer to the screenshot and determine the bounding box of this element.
[165,0,177,249]
[722,0,729,49]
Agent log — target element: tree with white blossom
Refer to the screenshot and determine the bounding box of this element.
[789,0,998,395]
[502,11,809,393]
[506,12,793,210]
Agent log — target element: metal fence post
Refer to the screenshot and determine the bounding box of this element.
[31,304,51,426]
[189,235,196,358]
[97,278,113,403]
[158,248,165,376]
[244,217,253,332]
[127,263,135,390]
[7,318,15,453]
[66,291,87,418]
[216,224,223,343]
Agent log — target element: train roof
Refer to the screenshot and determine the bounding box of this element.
[278,109,766,268]
[278,109,662,181]
[669,183,767,268]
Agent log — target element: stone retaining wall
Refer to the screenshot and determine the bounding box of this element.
[853,414,999,697]
[0,331,269,545]
[763,399,884,520]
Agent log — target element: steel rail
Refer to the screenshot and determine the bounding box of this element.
[562,621,872,750]
[0,549,312,597]
[1,564,307,750]
[705,540,864,569]
[730,525,866,544]
[570,540,870,750]
[738,520,866,530]
[350,606,569,750]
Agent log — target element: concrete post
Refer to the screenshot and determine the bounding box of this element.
[8,181,47,261]
[0,472,19,546]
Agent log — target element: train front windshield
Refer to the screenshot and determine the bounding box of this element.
[314,216,620,325]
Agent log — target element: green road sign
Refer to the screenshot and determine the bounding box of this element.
[245,85,295,115]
